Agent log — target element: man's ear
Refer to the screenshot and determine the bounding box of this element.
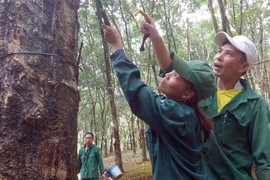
[239,62,249,73]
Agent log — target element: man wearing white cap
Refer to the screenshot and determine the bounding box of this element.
[200,32,270,180]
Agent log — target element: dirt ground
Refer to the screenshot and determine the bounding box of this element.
[103,150,257,180]
[103,150,152,180]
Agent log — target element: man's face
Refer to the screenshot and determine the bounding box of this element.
[84,134,93,146]
[213,43,249,79]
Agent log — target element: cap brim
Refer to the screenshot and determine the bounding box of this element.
[172,53,192,82]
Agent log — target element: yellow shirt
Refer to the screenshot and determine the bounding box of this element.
[217,88,242,113]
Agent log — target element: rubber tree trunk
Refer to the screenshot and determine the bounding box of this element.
[95,0,124,172]
[0,1,80,179]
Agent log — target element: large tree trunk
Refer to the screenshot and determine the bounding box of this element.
[0,1,80,179]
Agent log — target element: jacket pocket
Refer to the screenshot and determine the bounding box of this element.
[218,111,248,147]
[87,153,96,163]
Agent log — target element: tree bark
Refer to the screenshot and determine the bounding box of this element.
[0,0,80,179]
[208,0,219,33]
[131,113,136,154]
[218,0,228,32]
[140,119,148,162]
[186,18,191,61]
[95,0,124,172]
[98,89,108,157]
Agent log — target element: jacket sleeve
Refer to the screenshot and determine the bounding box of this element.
[97,147,105,174]
[110,49,195,136]
[250,98,270,179]
[77,149,82,173]
[158,52,181,77]
[110,50,161,128]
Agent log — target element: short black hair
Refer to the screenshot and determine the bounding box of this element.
[84,132,94,138]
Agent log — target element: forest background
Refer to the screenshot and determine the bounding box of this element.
[77,0,270,172]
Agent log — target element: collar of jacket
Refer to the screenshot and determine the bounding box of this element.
[200,78,260,118]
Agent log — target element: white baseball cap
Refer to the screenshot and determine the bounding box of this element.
[215,31,258,69]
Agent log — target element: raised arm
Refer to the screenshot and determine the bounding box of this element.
[139,10,171,71]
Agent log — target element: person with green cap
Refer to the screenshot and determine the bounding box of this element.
[101,18,215,179]
[139,10,270,180]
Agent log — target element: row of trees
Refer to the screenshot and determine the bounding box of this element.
[78,0,270,173]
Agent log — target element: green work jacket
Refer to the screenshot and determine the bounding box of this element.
[111,49,209,180]
[200,79,270,180]
[77,144,105,179]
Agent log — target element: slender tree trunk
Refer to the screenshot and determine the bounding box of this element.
[0,1,80,179]
[104,138,108,158]
[98,90,105,154]
[137,119,142,148]
[81,52,97,132]
[218,0,228,32]
[131,114,136,154]
[95,0,124,172]
[239,0,243,34]
[161,0,172,52]
[129,133,132,150]
[140,119,148,162]
[110,131,114,153]
[186,18,191,61]
[160,0,177,52]
[94,0,124,169]
[119,0,131,52]
[208,0,219,33]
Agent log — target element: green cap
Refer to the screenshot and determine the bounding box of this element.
[171,53,216,101]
